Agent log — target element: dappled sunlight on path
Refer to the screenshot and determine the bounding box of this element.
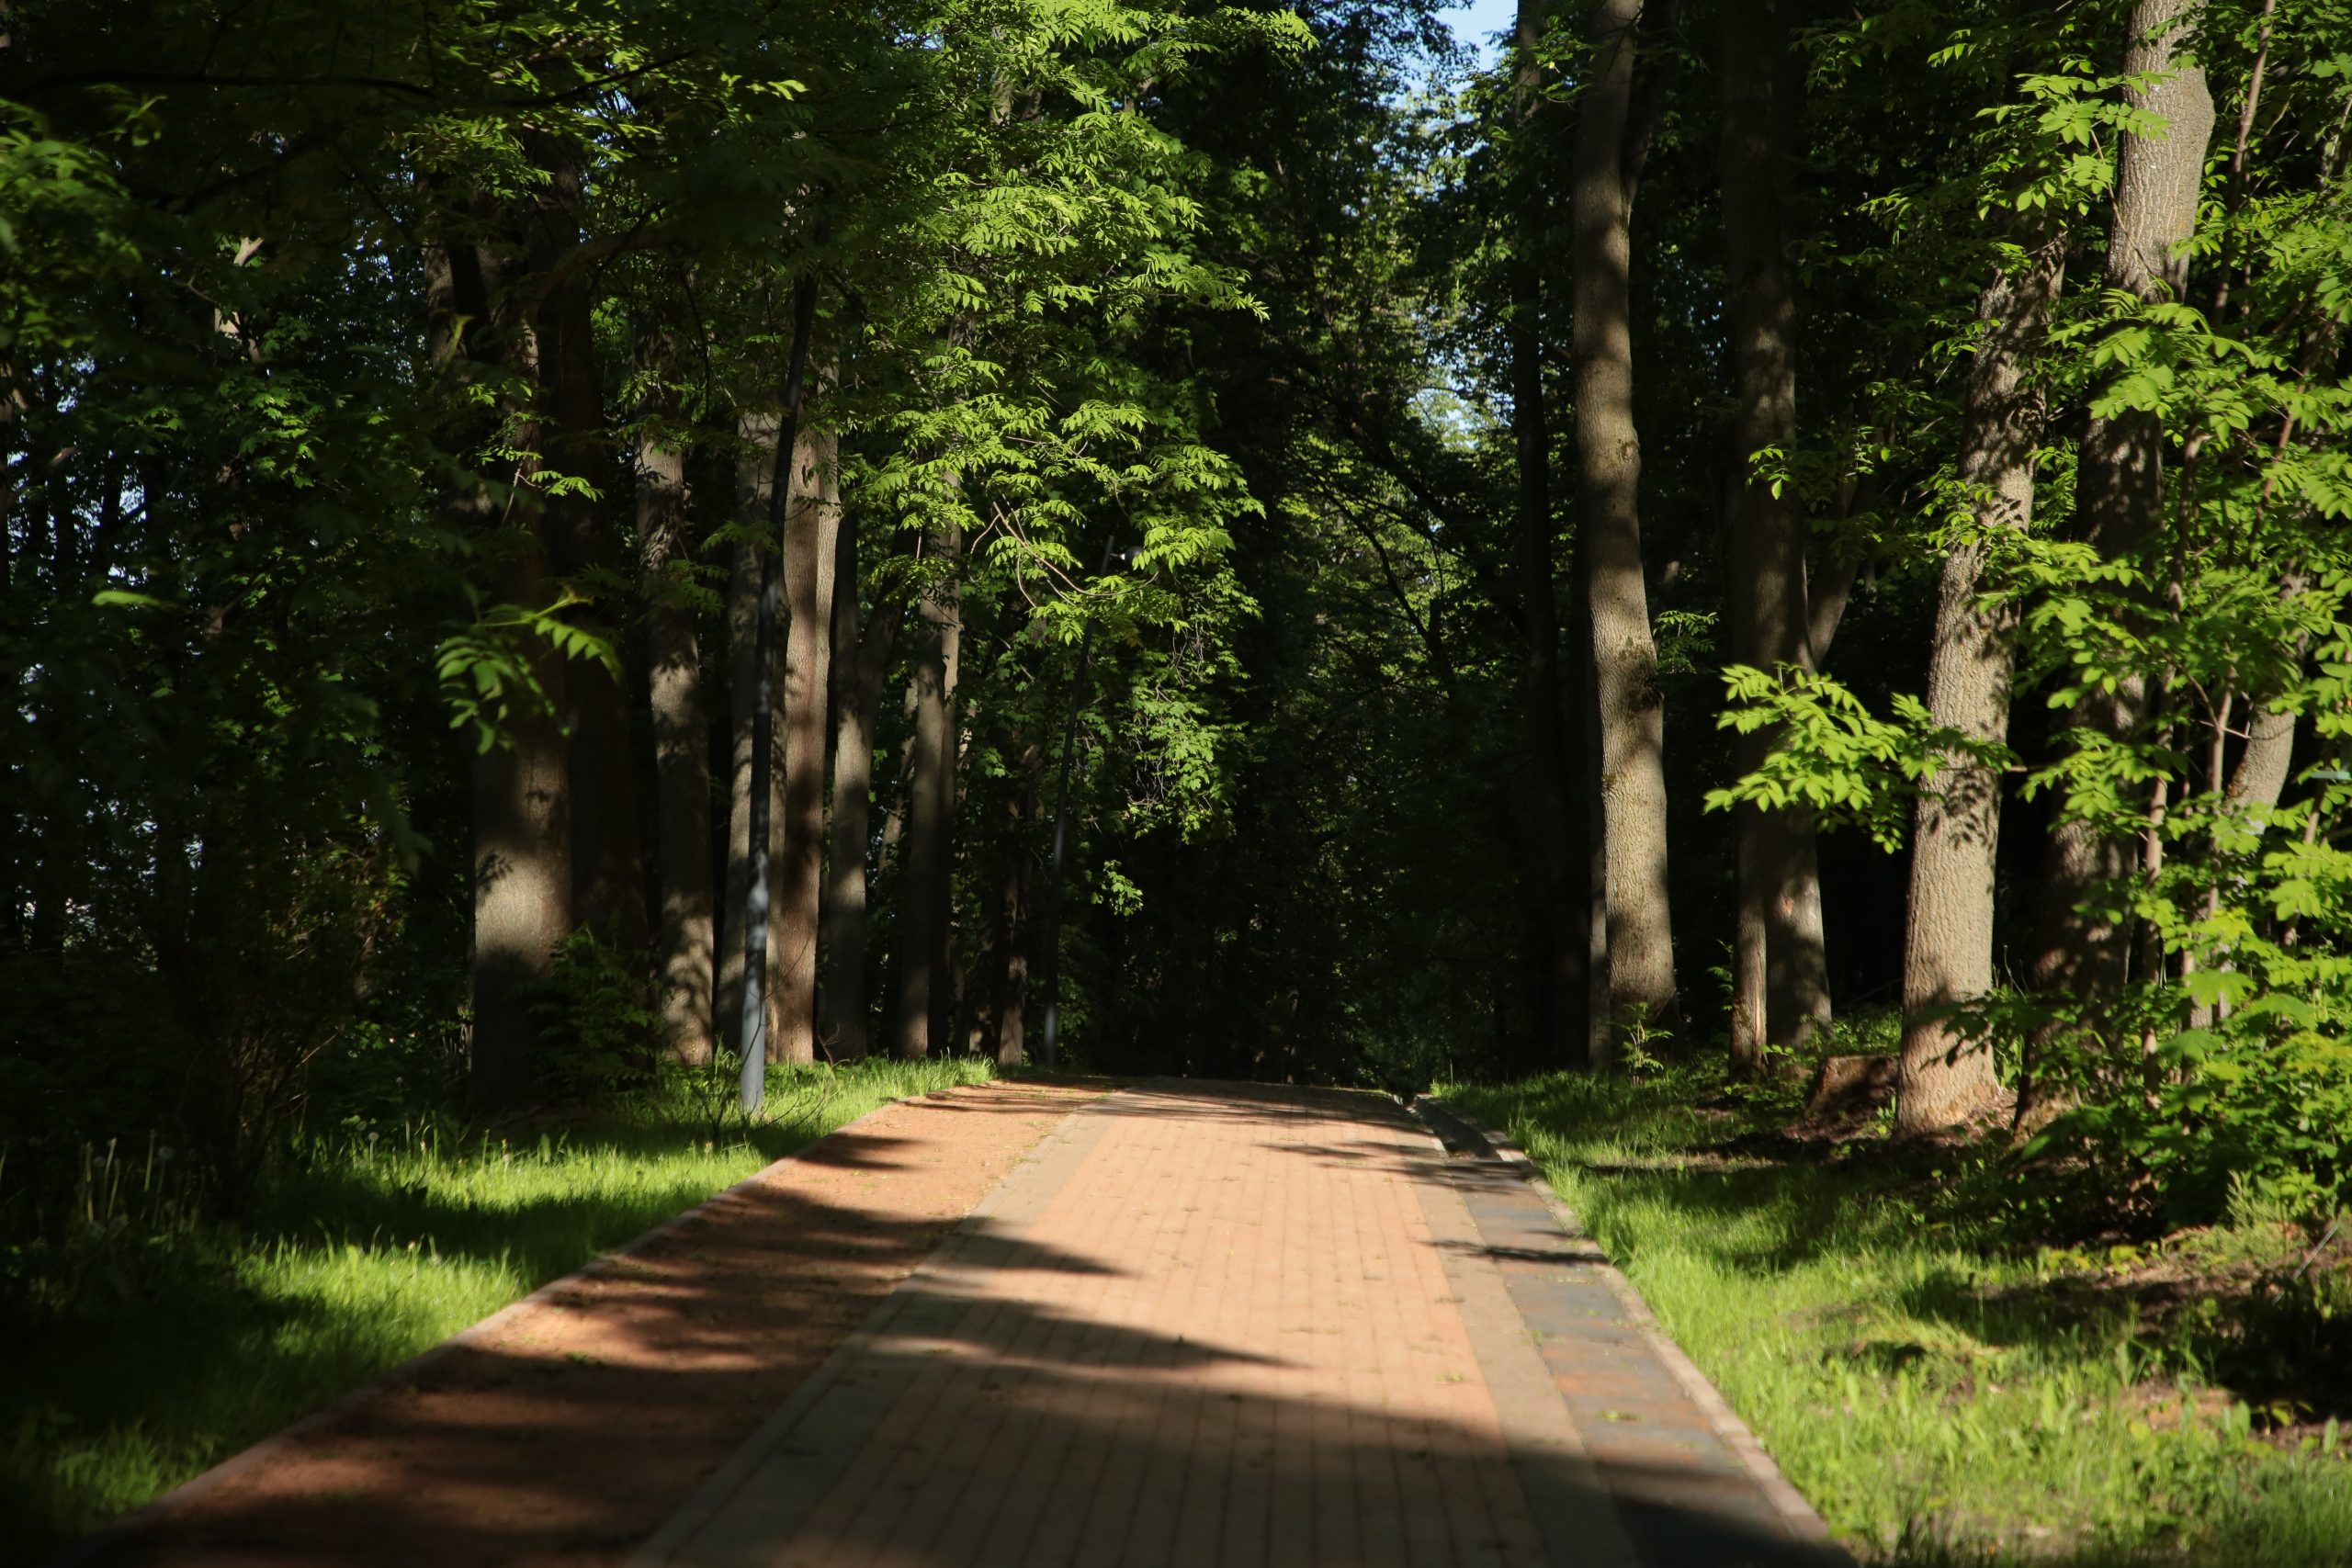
[641,1084,1839,1568]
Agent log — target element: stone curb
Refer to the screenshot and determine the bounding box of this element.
[1416,1095,1852,1564]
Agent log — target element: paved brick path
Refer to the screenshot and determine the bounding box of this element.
[637,1084,1837,1568]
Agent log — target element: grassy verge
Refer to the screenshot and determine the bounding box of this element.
[0,1056,994,1559]
[1443,1067,2352,1565]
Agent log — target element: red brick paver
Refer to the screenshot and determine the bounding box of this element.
[639,1084,1825,1568]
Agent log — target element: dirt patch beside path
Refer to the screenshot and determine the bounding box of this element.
[65,1079,1101,1568]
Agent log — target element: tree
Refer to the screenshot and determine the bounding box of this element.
[634,300,717,1066]
[2027,0,2216,1016]
[1716,0,1830,1067]
[1573,0,1678,1047]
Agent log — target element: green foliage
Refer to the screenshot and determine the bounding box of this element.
[1706,665,2010,851]
[0,1058,993,1556]
[534,926,664,1103]
[1450,1070,2352,1565]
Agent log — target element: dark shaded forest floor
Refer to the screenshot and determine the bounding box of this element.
[1,1061,1025,1562]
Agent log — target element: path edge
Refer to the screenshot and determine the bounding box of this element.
[626,1086,1125,1567]
[40,1079,1057,1568]
[1416,1095,1851,1563]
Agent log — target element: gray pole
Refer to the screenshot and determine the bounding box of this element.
[738,275,820,1114]
[1037,540,1121,1068]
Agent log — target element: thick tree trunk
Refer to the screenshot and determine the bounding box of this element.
[430,218,571,1111]
[892,528,959,1059]
[528,149,646,952]
[2030,0,2214,1007]
[1574,0,1676,1049]
[1718,0,1830,1066]
[1896,244,2067,1135]
[770,419,838,1066]
[720,415,785,1060]
[635,356,715,1066]
[1510,0,1590,1070]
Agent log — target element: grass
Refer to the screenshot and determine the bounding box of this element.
[0,1056,994,1561]
[1443,1066,2352,1566]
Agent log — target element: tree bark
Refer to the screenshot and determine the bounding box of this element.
[1574,0,1676,1049]
[635,337,715,1066]
[2228,703,2296,811]
[964,739,1041,1066]
[720,414,785,1061]
[1717,0,1829,1067]
[770,415,837,1066]
[990,785,1033,1068]
[820,505,905,1062]
[892,527,960,1059]
[430,211,571,1112]
[528,143,647,952]
[932,532,965,1054]
[1510,0,1591,1071]
[1896,243,2067,1135]
[2030,0,2214,1009]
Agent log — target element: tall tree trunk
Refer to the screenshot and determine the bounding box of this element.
[892,527,959,1059]
[820,506,905,1062]
[720,414,784,1060]
[1896,243,2067,1135]
[770,415,838,1065]
[2030,0,2215,1008]
[1574,0,1676,1049]
[528,144,646,952]
[1718,0,1829,1066]
[1510,0,1590,1070]
[964,741,1040,1066]
[990,781,1034,1068]
[635,334,715,1066]
[931,531,965,1054]
[1570,539,1613,1066]
[430,214,571,1111]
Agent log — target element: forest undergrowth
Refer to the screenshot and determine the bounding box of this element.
[1448,1048,2352,1567]
[0,1057,993,1558]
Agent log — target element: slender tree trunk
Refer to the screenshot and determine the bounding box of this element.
[1574,0,1676,1049]
[931,531,965,1054]
[892,528,959,1059]
[720,415,783,1059]
[1510,0,1590,1070]
[636,341,715,1066]
[770,415,838,1066]
[820,506,905,1062]
[1718,0,1830,1066]
[991,783,1034,1067]
[2030,0,2214,1009]
[430,215,571,1111]
[1896,243,2067,1135]
[1571,539,1613,1066]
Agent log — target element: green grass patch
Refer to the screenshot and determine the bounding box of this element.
[1443,1068,2352,1565]
[0,1057,993,1560]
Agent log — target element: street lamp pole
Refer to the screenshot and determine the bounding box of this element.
[1037,539,1124,1069]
